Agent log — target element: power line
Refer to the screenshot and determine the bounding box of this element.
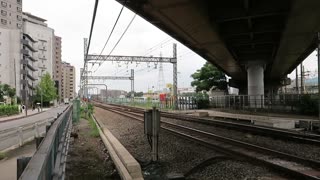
[94,14,136,72]
[81,0,99,78]
[143,38,172,56]
[90,4,125,70]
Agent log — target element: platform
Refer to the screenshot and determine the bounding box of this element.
[170,109,319,130]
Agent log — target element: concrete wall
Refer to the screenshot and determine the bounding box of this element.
[0,28,21,96]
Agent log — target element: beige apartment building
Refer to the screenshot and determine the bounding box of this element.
[0,0,23,97]
[61,62,75,102]
[53,36,62,102]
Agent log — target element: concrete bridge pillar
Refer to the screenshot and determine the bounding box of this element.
[247,62,265,108]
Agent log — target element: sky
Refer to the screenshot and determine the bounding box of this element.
[23,0,206,93]
[23,0,318,93]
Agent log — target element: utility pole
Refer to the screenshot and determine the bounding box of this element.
[86,43,178,109]
[296,68,299,94]
[131,69,135,99]
[172,43,178,110]
[83,38,88,99]
[301,63,304,94]
[317,32,320,120]
[87,70,134,98]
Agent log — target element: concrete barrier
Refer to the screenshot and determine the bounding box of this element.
[91,114,143,180]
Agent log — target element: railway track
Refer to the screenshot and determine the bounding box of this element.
[96,104,320,180]
[94,102,320,146]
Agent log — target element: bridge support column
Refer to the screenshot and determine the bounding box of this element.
[247,62,264,108]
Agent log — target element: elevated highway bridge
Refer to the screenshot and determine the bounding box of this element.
[117,0,320,96]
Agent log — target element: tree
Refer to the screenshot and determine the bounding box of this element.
[191,62,227,92]
[0,84,16,102]
[34,73,57,105]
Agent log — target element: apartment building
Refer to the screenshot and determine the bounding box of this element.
[23,12,54,85]
[0,0,23,97]
[61,62,75,102]
[53,36,62,102]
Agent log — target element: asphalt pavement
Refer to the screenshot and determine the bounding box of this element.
[0,105,68,151]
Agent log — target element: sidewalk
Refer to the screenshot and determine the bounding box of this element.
[0,108,50,123]
[0,141,36,180]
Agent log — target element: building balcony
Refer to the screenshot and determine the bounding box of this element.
[20,69,28,75]
[21,49,29,55]
[23,33,36,43]
[27,56,37,62]
[27,73,37,81]
[21,39,37,52]
[21,79,28,85]
[28,83,35,90]
[21,60,37,71]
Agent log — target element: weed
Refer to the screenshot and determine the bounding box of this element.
[0,152,6,160]
[88,116,100,137]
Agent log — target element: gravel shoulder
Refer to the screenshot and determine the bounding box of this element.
[94,107,282,180]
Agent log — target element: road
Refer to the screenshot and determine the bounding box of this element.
[0,105,68,151]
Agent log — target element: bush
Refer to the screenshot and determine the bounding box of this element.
[298,95,318,115]
[87,103,94,114]
[0,105,19,116]
[195,93,210,109]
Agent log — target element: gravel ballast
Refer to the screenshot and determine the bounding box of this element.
[94,107,283,180]
[162,117,320,161]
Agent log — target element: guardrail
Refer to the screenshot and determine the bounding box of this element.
[0,117,55,152]
[19,106,73,180]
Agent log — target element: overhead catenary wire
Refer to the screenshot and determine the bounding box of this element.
[94,13,137,72]
[81,0,99,78]
[89,4,125,70]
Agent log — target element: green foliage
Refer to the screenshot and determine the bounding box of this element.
[191,62,227,92]
[298,95,318,115]
[195,93,210,109]
[88,115,99,137]
[0,105,19,116]
[34,73,57,104]
[16,97,21,104]
[0,152,6,160]
[0,84,16,102]
[87,103,94,114]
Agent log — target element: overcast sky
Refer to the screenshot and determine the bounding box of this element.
[24,0,318,93]
[23,0,207,93]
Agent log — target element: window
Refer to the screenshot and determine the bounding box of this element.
[1,10,6,16]
[17,0,22,4]
[17,15,22,21]
[17,23,21,28]
[17,7,22,12]
[1,1,7,7]
[1,19,7,25]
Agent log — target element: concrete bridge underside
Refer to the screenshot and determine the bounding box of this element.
[117,0,320,95]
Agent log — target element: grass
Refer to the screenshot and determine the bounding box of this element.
[80,103,99,137]
[88,115,100,138]
[0,152,6,160]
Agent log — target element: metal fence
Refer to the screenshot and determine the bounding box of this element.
[210,94,311,113]
[106,96,198,110]
[19,105,73,180]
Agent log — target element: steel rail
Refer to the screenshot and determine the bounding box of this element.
[98,105,320,180]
